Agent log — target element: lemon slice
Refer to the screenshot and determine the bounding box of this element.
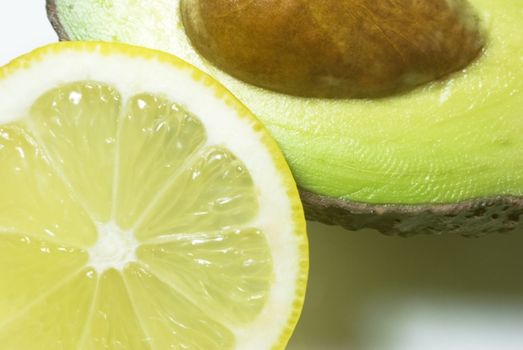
[0,42,308,349]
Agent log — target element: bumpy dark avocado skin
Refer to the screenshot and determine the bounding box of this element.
[300,190,522,237]
[46,0,523,236]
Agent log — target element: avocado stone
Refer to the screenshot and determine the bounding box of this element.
[47,0,523,235]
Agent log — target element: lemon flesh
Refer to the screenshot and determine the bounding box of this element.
[0,43,307,350]
[51,0,523,204]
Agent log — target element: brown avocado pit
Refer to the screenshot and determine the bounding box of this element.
[181,0,484,98]
[46,0,523,236]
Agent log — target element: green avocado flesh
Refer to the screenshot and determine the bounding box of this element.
[52,0,523,205]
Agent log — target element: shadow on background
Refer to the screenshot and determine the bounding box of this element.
[288,221,523,350]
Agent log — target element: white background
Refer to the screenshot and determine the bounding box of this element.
[2,2,523,350]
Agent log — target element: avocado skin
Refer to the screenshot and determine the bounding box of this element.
[46,0,523,235]
[301,189,522,236]
[46,0,70,41]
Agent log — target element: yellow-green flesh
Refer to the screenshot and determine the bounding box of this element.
[0,82,272,349]
[54,0,523,204]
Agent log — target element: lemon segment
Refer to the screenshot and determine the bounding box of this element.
[0,125,97,248]
[29,82,121,223]
[123,264,235,349]
[135,146,259,241]
[81,269,152,350]
[0,235,88,324]
[137,227,272,325]
[114,94,207,230]
[0,268,95,349]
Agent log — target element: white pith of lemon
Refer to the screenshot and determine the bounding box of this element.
[0,42,308,350]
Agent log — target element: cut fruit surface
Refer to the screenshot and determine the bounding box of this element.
[0,42,307,349]
[47,0,523,235]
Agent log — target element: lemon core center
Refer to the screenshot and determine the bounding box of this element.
[88,222,138,273]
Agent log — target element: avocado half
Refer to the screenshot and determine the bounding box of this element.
[46,0,523,236]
